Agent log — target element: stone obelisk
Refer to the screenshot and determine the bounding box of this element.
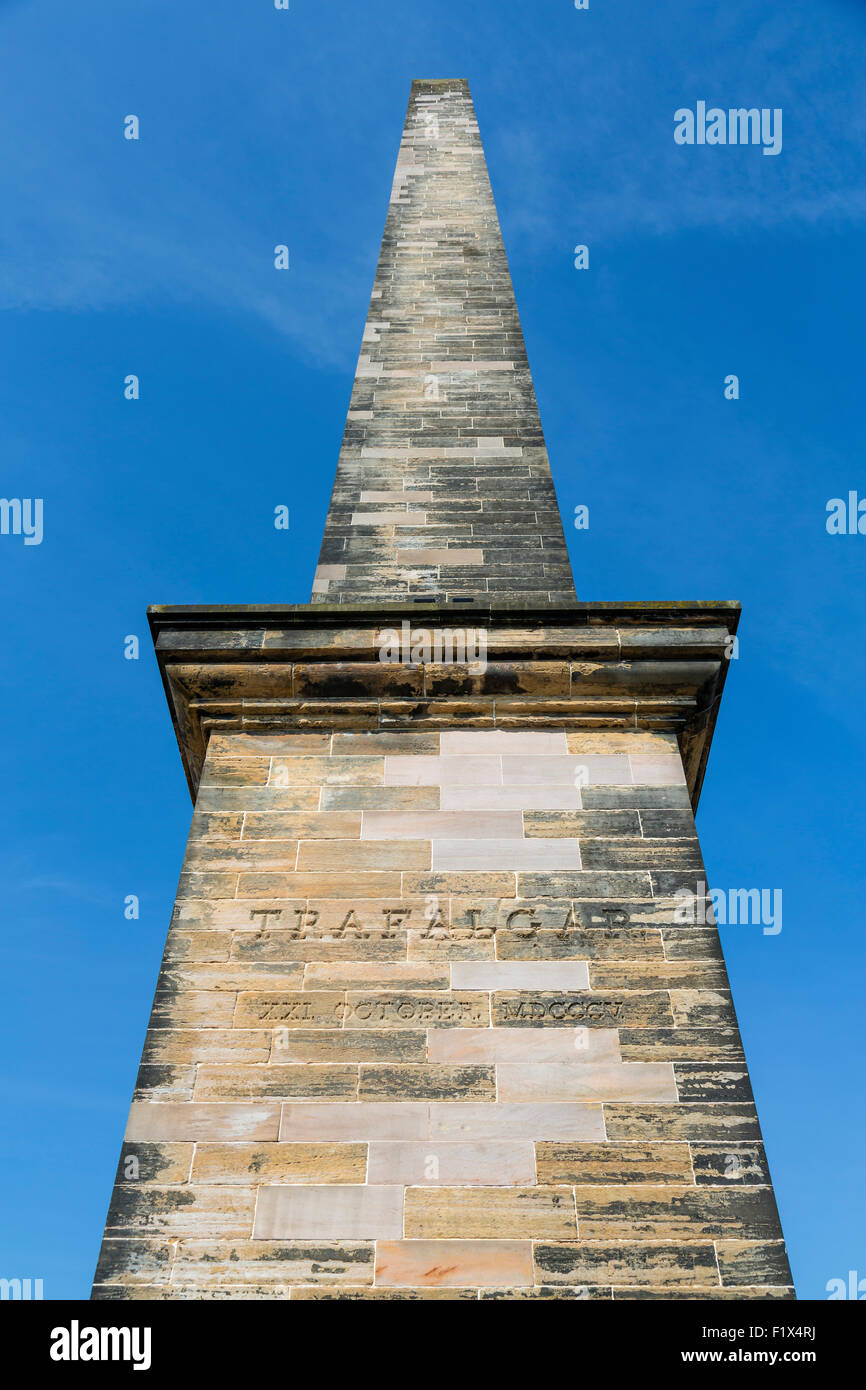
[93,79,793,1300]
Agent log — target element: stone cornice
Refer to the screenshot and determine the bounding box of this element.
[148,600,740,810]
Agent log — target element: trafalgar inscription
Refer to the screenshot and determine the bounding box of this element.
[235,902,641,941]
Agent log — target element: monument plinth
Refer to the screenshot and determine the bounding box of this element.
[93,79,792,1300]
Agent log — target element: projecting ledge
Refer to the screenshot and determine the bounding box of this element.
[147,600,740,810]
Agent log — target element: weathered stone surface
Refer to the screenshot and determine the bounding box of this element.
[496,927,664,961]
[290,1286,478,1301]
[148,990,237,1029]
[582,786,692,810]
[114,1143,193,1186]
[619,1028,745,1063]
[588,961,727,989]
[194,1065,359,1101]
[132,1064,195,1101]
[716,1240,793,1287]
[106,707,791,1297]
[305,961,448,990]
[534,1242,719,1289]
[104,1184,256,1238]
[604,1103,762,1142]
[243,812,361,840]
[312,77,574,610]
[613,1286,795,1301]
[536,1142,693,1186]
[574,1185,784,1240]
[674,1063,754,1103]
[481,1285,613,1301]
[160,963,305,992]
[404,1186,576,1239]
[171,1241,374,1286]
[359,1065,496,1102]
[690,1143,771,1185]
[191,1143,368,1185]
[670,989,738,1027]
[142,1029,272,1066]
[92,1239,174,1288]
[660,928,724,960]
[273,1028,426,1064]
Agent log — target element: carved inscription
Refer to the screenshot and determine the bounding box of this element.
[497,997,624,1022]
[344,995,488,1027]
[241,902,637,941]
[236,992,488,1028]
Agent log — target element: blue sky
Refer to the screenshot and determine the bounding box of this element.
[1,0,864,1299]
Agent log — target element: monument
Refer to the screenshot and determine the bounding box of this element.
[92,78,793,1299]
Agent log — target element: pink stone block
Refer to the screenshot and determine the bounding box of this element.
[395,548,484,565]
[125,1102,280,1142]
[280,1102,429,1141]
[361,491,433,503]
[367,1141,535,1185]
[439,731,569,756]
[427,1027,617,1064]
[384,755,501,787]
[501,755,632,787]
[440,786,584,811]
[362,810,522,840]
[312,564,347,594]
[428,1101,605,1141]
[375,1240,533,1288]
[450,962,590,992]
[253,1185,404,1240]
[350,511,428,526]
[431,839,582,871]
[629,756,687,786]
[497,1061,678,1103]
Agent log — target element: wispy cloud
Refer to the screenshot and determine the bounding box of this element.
[485,0,866,247]
[0,0,863,347]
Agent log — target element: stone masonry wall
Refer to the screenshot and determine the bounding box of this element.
[93,727,793,1299]
[312,79,575,606]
